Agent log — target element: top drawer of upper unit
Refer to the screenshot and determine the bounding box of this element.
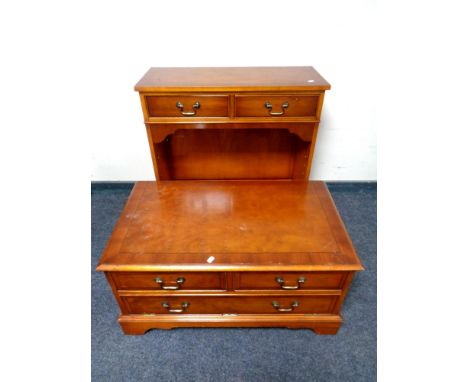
[145,95,229,118]
[235,94,321,118]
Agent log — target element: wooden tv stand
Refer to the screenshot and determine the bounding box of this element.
[97,67,363,335]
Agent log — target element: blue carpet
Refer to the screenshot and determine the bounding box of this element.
[92,182,376,382]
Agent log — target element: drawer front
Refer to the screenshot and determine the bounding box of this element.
[145,95,229,117]
[122,295,338,315]
[235,272,347,291]
[235,95,320,118]
[112,272,227,291]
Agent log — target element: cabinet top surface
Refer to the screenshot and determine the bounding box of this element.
[134,66,331,92]
[97,181,361,272]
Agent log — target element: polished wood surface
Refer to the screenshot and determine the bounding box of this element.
[97,181,362,272]
[119,314,342,335]
[121,294,339,315]
[97,67,362,335]
[98,180,362,334]
[135,67,331,92]
[152,129,310,180]
[234,271,347,290]
[112,272,227,291]
[136,67,328,180]
[146,95,229,118]
[235,95,319,118]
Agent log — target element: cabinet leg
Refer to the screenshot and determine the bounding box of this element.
[120,321,149,335]
[119,316,174,335]
[311,324,341,335]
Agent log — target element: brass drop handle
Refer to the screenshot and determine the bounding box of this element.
[154,276,185,290]
[275,276,306,290]
[272,301,299,312]
[161,301,190,313]
[264,101,289,116]
[176,101,200,116]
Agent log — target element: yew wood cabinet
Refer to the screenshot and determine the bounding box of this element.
[97,67,363,335]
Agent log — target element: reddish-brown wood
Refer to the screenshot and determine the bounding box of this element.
[134,67,331,92]
[104,273,127,313]
[148,122,317,144]
[118,314,342,335]
[121,294,339,315]
[234,272,347,291]
[235,95,320,118]
[145,95,229,118]
[97,181,362,272]
[153,129,309,180]
[136,67,328,181]
[96,67,363,335]
[97,180,362,334]
[112,272,227,291]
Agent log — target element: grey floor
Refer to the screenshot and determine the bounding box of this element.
[92,182,376,382]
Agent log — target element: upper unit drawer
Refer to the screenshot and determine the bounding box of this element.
[145,95,229,118]
[235,95,320,118]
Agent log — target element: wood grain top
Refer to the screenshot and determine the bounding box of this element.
[97,181,362,272]
[134,67,331,92]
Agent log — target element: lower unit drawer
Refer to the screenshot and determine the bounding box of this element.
[111,272,227,291]
[121,295,339,315]
[235,272,347,291]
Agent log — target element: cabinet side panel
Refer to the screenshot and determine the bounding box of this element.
[105,272,129,314]
[331,272,355,314]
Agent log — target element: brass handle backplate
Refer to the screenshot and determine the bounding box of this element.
[161,301,190,313]
[154,276,185,290]
[264,101,289,116]
[275,276,306,290]
[176,101,200,116]
[272,301,299,312]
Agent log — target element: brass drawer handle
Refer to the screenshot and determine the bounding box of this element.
[154,276,185,290]
[161,301,190,313]
[275,276,306,290]
[272,300,299,312]
[176,101,200,116]
[264,101,289,116]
